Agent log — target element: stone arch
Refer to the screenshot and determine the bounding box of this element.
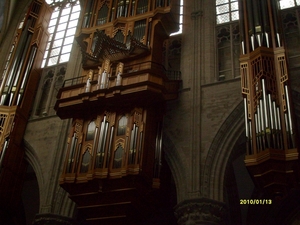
[163,133,188,203]
[24,140,44,193]
[202,100,245,202]
[24,139,76,219]
[202,90,300,223]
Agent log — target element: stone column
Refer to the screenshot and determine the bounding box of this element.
[174,198,227,225]
[32,213,78,225]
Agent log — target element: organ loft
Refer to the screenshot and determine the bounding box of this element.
[2,0,300,224]
[54,0,181,223]
[239,0,300,197]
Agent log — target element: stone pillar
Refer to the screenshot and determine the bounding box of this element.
[174,198,227,225]
[32,213,78,225]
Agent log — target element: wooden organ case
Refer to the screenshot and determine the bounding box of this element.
[240,0,300,196]
[55,0,181,223]
[0,0,52,222]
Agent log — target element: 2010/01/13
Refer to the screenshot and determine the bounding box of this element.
[240,199,272,205]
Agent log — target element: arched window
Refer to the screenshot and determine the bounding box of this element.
[42,0,80,68]
[33,0,80,117]
[216,0,240,81]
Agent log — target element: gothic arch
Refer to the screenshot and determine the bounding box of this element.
[202,100,245,202]
[163,133,188,203]
[24,132,76,219]
[24,140,44,192]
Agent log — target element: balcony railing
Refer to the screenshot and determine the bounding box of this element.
[63,75,86,88]
[55,61,181,119]
[62,61,181,88]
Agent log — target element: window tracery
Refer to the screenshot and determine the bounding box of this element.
[217,23,240,80]
[42,0,80,68]
[216,0,239,25]
[35,65,66,117]
[279,0,300,9]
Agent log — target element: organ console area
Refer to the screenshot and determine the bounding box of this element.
[239,0,300,196]
[55,0,181,223]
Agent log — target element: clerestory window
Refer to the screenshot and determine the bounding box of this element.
[279,0,300,9]
[170,0,183,36]
[42,0,80,68]
[216,0,240,81]
[216,0,239,25]
[33,0,81,117]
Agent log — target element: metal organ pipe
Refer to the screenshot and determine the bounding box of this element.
[106,126,114,168]
[268,94,276,148]
[262,79,268,128]
[242,0,282,51]
[249,121,252,154]
[268,94,273,129]
[100,71,107,89]
[18,46,37,105]
[2,22,32,106]
[83,0,94,28]
[276,107,283,149]
[245,0,255,51]
[261,0,270,47]
[285,85,295,148]
[253,0,263,47]
[244,98,249,138]
[260,99,266,149]
[0,139,9,169]
[285,86,293,133]
[270,0,281,47]
[238,0,245,54]
[272,101,278,148]
[244,98,251,154]
[255,113,260,151]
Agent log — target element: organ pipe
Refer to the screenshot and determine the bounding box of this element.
[241,0,297,156]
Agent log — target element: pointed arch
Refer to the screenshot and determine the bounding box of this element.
[163,133,188,203]
[24,140,44,191]
[202,100,245,202]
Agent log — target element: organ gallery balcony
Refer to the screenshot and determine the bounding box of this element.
[55,60,181,119]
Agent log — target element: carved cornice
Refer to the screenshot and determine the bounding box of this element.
[174,198,227,225]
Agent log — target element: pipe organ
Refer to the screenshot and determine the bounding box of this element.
[0,0,51,221]
[55,0,180,223]
[240,0,300,196]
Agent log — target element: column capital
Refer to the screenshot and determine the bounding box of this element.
[32,213,78,225]
[174,198,227,225]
